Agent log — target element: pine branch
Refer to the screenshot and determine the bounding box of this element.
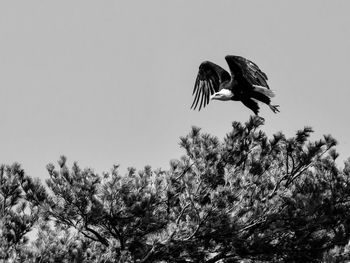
[168,203,190,242]
[84,225,109,247]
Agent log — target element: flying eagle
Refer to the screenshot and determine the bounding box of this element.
[191,55,279,115]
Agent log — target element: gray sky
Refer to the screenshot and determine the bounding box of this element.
[1,1,350,180]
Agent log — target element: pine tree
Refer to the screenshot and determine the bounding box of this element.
[162,116,350,262]
[40,116,350,262]
[44,157,168,262]
[0,163,47,261]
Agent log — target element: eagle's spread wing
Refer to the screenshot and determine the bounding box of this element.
[225,55,269,88]
[191,61,230,110]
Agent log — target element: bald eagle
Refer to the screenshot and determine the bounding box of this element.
[191,55,279,115]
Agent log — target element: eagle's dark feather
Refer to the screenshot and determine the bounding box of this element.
[242,98,260,115]
[191,61,230,111]
[225,55,269,89]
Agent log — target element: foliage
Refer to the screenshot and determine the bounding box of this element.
[171,116,350,262]
[0,163,47,261]
[2,116,350,262]
[44,157,169,262]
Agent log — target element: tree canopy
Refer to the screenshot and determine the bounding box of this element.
[2,116,350,262]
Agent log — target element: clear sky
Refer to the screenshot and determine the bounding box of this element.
[1,1,350,180]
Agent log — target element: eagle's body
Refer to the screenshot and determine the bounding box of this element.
[191,55,279,115]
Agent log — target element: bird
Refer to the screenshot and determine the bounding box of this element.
[191,55,279,115]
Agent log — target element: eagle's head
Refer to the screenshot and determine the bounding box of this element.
[210,89,233,101]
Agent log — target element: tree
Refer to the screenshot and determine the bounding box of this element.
[169,116,350,262]
[41,116,350,262]
[0,163,47,261]
[44,157,169,262]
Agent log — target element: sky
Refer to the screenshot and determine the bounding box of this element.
[1,1,350,181]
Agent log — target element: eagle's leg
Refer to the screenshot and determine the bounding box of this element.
[269,104,280,113]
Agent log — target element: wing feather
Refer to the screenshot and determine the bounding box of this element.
[198,88,205,111]
[225,55,269,89]
[191,61,230,110]
[192,76,199,95]
[191,85,201,109]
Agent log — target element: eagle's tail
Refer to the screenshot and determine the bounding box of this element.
[252,85,279,113]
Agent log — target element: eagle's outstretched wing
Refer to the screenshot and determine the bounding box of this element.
[225,55,269,89]
[191,61,231,110]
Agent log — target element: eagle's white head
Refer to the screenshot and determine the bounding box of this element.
[210,89,233,101]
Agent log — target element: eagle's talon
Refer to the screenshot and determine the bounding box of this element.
[269,105,280,113]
